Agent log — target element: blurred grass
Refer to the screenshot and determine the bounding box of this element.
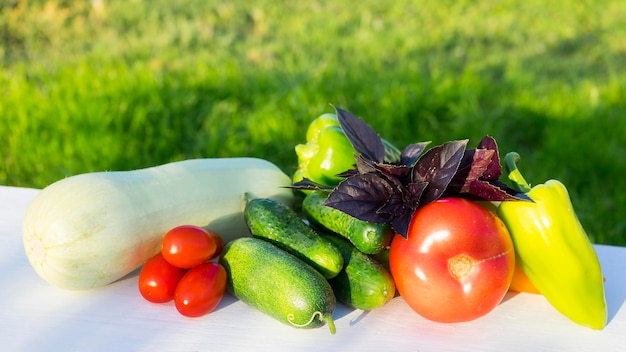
[1,0,625,245]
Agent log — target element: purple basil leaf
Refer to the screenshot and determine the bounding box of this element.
[377,191,406,217]
[477,135,501,180]
[477,135,497,150]
[386,182,427,239]
[465,179,528,202]
[390,213,413,240]
[336,169,358,178]
[413,139,468,203]
[390,181,428,237]
[448,148,495,193]
[467,148,496,187]
[289,178,334,191]
[324,173,394,224]
[373,162,412,182]
[400,141,431,166]
[406,181,429,209]
[490,179,531,200]
[446,148,475,192]
[354,154,378,174]
[334,106,386,163]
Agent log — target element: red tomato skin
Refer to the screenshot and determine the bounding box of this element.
[161,225,221,268]
[208,230,225,258]
[174,262,227,318]
[389,197,515,323]
[138,252,188,303]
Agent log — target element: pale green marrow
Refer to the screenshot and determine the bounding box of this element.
[22,158,294,290]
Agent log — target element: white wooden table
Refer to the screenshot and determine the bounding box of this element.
[1,185,624,351]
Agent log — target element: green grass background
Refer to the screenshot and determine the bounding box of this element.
[1,0,625,245]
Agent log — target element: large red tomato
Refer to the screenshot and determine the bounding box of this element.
[389,197,515,323]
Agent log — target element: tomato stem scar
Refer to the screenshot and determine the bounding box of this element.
[448,254,474,280]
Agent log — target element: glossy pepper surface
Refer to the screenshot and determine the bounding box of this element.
[497,152,607,330]
[293,113,400,187]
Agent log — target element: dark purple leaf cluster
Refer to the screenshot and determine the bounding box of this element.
[292,106,526,238]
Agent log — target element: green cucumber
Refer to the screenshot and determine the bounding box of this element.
[323,233,396,311]
[302,190,393,254]
[370,247,391,273]
[219,237,336,334]
[244,197,343,279]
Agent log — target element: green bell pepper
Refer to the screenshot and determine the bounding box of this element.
[293,113,401,187]
[497,152,607,330]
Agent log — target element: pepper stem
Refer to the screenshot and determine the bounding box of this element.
[504,152,532,193]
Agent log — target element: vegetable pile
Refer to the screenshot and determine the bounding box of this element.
[290,106,607,330]
[22,106,609,334]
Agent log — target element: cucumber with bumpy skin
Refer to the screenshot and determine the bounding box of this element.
[370,247,391,273]
[244,197,343,279]
[302,190,393,254]
[219,237,336,334]
[323,233,396,311]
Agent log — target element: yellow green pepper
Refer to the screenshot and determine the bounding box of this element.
[497,152,607,330]
[293,113,401,187]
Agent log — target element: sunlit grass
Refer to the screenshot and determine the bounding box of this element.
[1,0,625,245]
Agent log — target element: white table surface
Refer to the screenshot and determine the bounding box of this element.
[1,185,624,352]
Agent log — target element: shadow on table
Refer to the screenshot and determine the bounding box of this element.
[603,248,625,325]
